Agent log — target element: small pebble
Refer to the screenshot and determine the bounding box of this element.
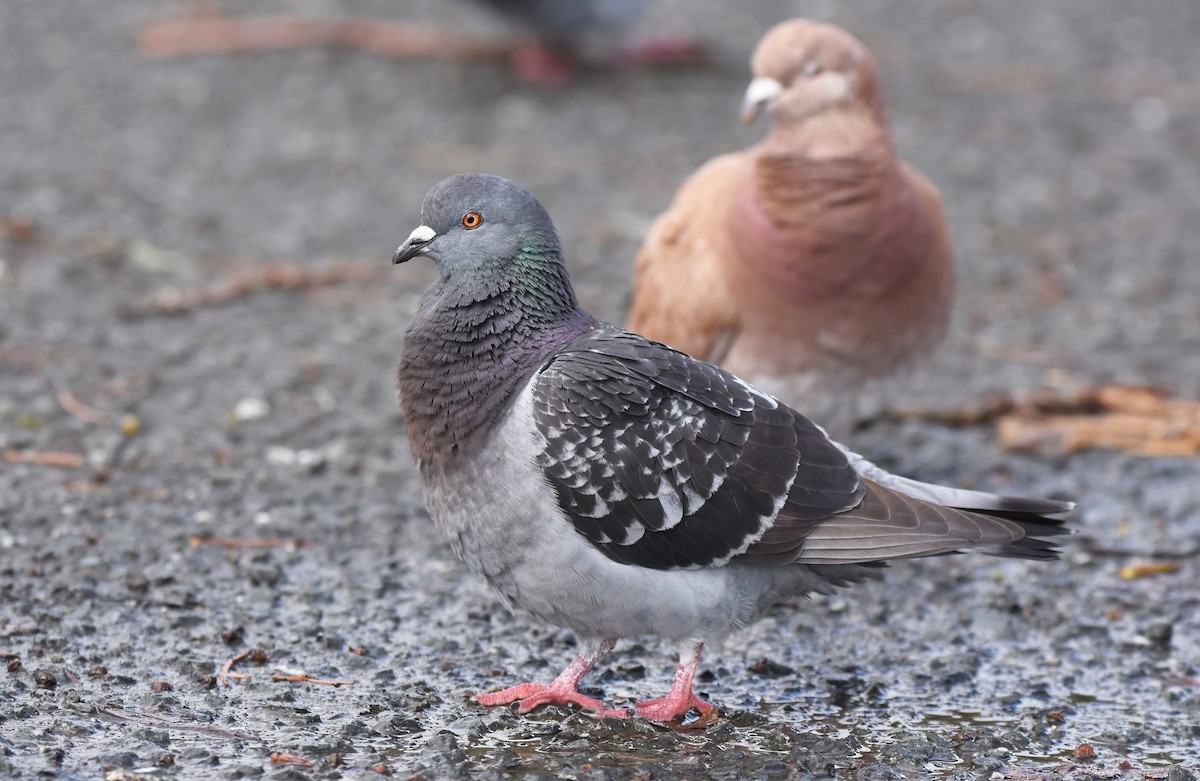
[231,397,270,423]
[1145,621,1173,648]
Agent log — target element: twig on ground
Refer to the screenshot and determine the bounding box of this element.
[54,375,146,487]
[138,5,515,61]
[97,705,256,739]
[190,535,309,550]
[1119,563,1182,580]
[218,648,267,687]
[893,385,1200,456]
[271,672,357,687]
[220,658,356,687]
[95,369,154,401]
[0,346,85,371]
[125,260,382,316]
[890,387,1102,427]
[57,389,111,426]
[270,753,315,767]
[2,450,85,468]
[997,386,1200,456]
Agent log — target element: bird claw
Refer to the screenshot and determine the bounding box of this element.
[634,693,715,723]
[474,683,627,718]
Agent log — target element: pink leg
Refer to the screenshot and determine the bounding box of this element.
[473,638,627,718]
[635,643,716,722]
[617,35,709,68]
[509,43,578,87]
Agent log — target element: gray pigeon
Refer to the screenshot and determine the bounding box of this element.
[393,173,1073,722]
[476,0,650,51]
[474,0,702,85]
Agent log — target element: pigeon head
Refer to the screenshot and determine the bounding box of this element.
[394,173,585,333]
[394,173,565,285]
[741,19,884,126]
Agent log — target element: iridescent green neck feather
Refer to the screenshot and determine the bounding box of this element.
[399,238,595,473]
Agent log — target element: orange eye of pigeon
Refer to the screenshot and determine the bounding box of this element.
[461,211,483,229]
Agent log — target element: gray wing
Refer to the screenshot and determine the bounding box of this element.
[530,327,1071,571]
[529,328,864,570]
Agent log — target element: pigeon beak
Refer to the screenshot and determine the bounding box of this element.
[392,225,437,264]
[741,77,784,124]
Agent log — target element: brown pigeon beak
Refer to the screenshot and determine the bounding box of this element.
[741,77,784,124]
[393,225,437,264]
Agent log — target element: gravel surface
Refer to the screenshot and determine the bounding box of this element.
[2,1,1199,779]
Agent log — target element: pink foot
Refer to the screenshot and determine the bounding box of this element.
[474,682,627,718]
[635,692,715,722]
[472,640,625,718]
[634,643,717,723]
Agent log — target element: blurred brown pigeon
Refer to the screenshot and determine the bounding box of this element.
[628,19,954,438]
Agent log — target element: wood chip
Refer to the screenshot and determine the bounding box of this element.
[998,386,1200,456]
[190,535,309,549]
[1119,563,1181,580]
[2,450,85,468]
[1072,742,1096,761]
[125,260,382,316]
[57,389,111,427]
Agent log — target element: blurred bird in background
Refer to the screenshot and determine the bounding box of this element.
[473,0,702,84]
[629,19,954,439]
[138,0,704,86]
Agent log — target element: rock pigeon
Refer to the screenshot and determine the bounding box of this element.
[394,173,1071,722]
[628,18,955,439]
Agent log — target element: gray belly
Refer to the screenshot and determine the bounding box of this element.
[419,384,792,643]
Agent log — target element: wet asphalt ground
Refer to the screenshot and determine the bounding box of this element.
[1,0,1199,778]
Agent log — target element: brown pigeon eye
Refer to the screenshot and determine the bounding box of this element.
[461,211,483,229]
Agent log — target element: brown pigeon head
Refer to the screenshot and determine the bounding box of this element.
[741,19,885,127]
